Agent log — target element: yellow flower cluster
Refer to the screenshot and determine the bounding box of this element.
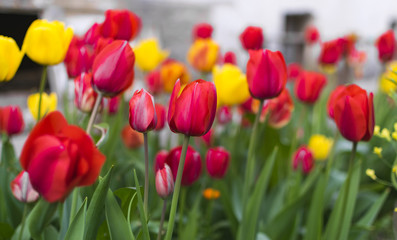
[308,134,333,161]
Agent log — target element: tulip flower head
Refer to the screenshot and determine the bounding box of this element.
[223,51,237,65]
[155,164,175,199]
[160,59,190,93]
[287,63,301,80]
[261,89,294,128]
[154,150,169,173]
[294,71,327,104]
[239,26,264,51]
[121,125,144,149]
[23,19,73,65]
[101,9,142,41]
[105,96,121,115]
[246,49,287,100]
[11,171,39,203]
[192,23,213,40]
[146,70,163,95]
[217,106,233,125]
[134,38,169,72]
[308,134,333,161]
[168,79,217,136]
[83,22,101,45]
[0,36,24,81]
[318,39,343,69]
[129,89,157,133]
[155,103,166,131]
[292,146,314,174]
[19,111,106,202]
[187,39,219,73]
[375,30,395,63]
[0,105,24,136]
[27,92,57,121]
[206,147,230,179]
[64,36,94,78]
[74,72,101,113]
[304,25,320,45]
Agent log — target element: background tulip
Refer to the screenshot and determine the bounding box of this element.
[261,89,294,128]
[287,63,301,80]
[239,26,264,50]
[64,36,94,78]
[105,96,121,115]
[192,23,213,40]
[146,70,163,95]
[154,150,169,172]
[155,164,175,199]
[101,9,141,41]
[0,36,23,81]
[0,105,24,136]
[217,106,233,125]
[292,146,314,174]
[213,64,250,106]
[83,22,101,45]
[23,19,73,65]
[121,125,144,149]
[160,59,190,93]
[375,29,395,63]
[27,92,57,121]
[206,147,230,179]
[129,89,157,133]
[74,72,101,113]
[155,104,166,131]
[294,71,327,104]
[201,129,213,147]
[92,40,135,97]
[318,39,343,66]
[187,39,219,73]
[134,38,169,72]
[308,134,333,160]
[246,49,287,100]
[223,51,237,65]
[19,111,106,202]
[11,171,39,203]
[304,25,320,45]
[168,79,217,136]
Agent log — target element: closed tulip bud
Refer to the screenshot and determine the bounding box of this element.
[318,39,343,67]
[304,25,320,45]
[246,49,287,100]
[168,79,217,136]
[160,59,190,93]
[294,71,327,104]
[187,39,219,73]
[1,105,24,136]
[206,147,230,179]
[192,23,213,40]
[155,103,166,131]
[328,84,375,142]
[154,150,169,172]
[64,36,94,78]
[11,171,39,203]
[217,106,233,125]
[292,146,314,174]
[20,111,106,202]
[101,9,141,41]
[155,164,174,199]
[213,64,250,106]
[261,89,294,128]
[375,30,395,63]
[121,125,144,149]
[308,134,333,161]
[0,36,23,82]
[129,89,157,133]
[134,38,169,72]
[92,40,135,97]
[27,92,57,121]
[239,26,264,51]
[74,72,101,113]
[223,51,237,65]
[83,22,101,45]
[146,70,163,95]
[23,19,73,65]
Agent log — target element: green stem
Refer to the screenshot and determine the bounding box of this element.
[164,135,190,240]
[86,92,103,134]
[178,188,187,236]
[69,188,78,225]
[18,204,28,240]
[37,66,47,121]
[143,132,149,218]
[204,199,214,238]
[157,200,167,240]
[242,100,264,207]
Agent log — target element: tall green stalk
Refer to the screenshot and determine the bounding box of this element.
[143,132,149,217]
[37,66,47,121]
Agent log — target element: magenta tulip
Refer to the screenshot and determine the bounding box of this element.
[155,164,174,199]
[206,147,230,179]
[129,89,157,133]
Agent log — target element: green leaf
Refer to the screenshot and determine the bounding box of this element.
[237,148,277,240]
[114,187,139,221]
[65,198,87,240]
[94,123,110,148]
[105,190,135,240]
[180,194,201,240]
[85,167,114,240]
[133,170,150,240]
[0,222,14,240]
[27,198,58,239]
[43,225,58,240]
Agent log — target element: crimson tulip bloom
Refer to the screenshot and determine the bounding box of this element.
[375,30,395,63]
[101,9,141,41]
[246,49,287,100]
[146,70,163,96]
[0,105,24,136]
[92,40,135,97]
[223,51,237,65]
[294,71,327,104]
[129,89,157,133]
[328,84,374,142]
[154,150,168,173]
[74,72,101,113]
[319,39,343,66]
[64,36,93,78]
[155,103,166,131]
[121,125,144,149]
[11,171,39,203]
[287,63,301,80]
[168,79,217,136]
[206,147,230,179]
[327,85,345,118]
[19,111,106,202]
[292,146,314,174]
[94,37,114,55]
[192,23,213,40]
[262,89,294,128]
[84,22,101,45]
[240,26,264,50]
[155,164,174,199]
[304,25,320,45]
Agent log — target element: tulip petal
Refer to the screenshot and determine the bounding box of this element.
[363,93,375,141]
[168,79,181,132]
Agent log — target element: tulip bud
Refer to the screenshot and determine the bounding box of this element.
[217,106,233,125]
[74,73,101,113]
[206,147,230,179]
[154,150,169,172]
[294,71,327,104]
[0,105,24,136]
[187,39,219,73]
[134,38,169,72]
[10,171,39,203]
[160,59,190,93]
[375,30,395,63]
[92,40,135,97]
[246,49,287,100]
[155,103,166,131]
[192,23,213,40]
[101,9,141,41]
[304,25,320,45]
[261,89,294,128]
[146,70,163,95]
[27,92,57,121]
[223,51,237,65]
[168,79,217,136]
[121,125,144,149]
[83,22,101,45]
[0,36,23,82]
[155,164,174,199]
[239,26,264,51]
[318,39,343,67]
[129,89,157,133]
[292,146,314,174]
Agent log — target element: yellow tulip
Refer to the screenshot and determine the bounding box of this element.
[23,19,73,65]
[213,64,250,106]
[187,39,219,73]
[379,61,397,94]
[308,134,333,161]
[0,36,24,82]
[27,92,57,120]
[134,38,169,72]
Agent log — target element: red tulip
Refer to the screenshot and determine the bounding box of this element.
[94,37,114,55]
[155,164,174,199]
[168,79,217,136]
[92,40,135,97]
[121,125,143,149]
[64,36,94,78]
[129,89,157,133]
[294,71,327,104]
[146,70,163,96]
[154,150,168,172]
[84,22,101,45]
[74,72,101,113]
[292,146,314,174]
[105,96,120,115]
[1,105,24,136]
[11,171,39,203]
[246,49,287,100]
[328,84,374,142]
[304,25,320,45]
[217,106,233,125]
[201,128,213,147]
[192,23,213,40]
[223,51,237,65]
[287,63,301,80]
[19,111,106,202]
[155,103,166,131]
[327,85,345,118]
[262,89,294,128]
[240,26,264,50]
[375,30,395,63]
[319,39,343,66]
[101,9,141,41]
[206,147,230,179]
